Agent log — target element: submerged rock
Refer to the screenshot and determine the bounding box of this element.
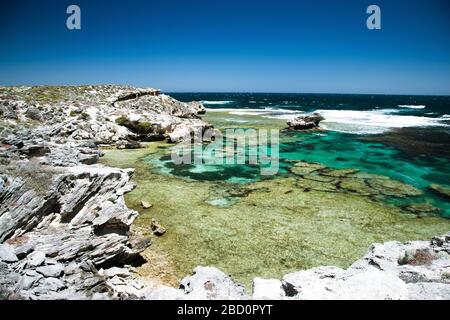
[405,203,441,215]
[151,219,166,236]
[338,178,376,196]
[428,184,450,200]
[141,201,153,209]
[367,178,423,197]
[321,168,359,178]
[290,161,326,176]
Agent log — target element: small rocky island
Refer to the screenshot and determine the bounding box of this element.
[287,113,325,130]
[0,86,449,300]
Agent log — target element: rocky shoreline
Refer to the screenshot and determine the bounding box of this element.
[0,86,449,300]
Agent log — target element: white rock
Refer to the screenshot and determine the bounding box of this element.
[27,251,46,267]
[36,264,64,278]
[180,266,248,300]
[100,267,131,278]
[407,283,450,300]
[0,244,19,263]
[252,278,285,300]
[338,271,408,300]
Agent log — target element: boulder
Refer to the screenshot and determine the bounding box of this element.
[141,201,153,209]
[27,251,46,267]
[151,219,166,236]
[252,278,285,300]
[180,266,248,300]
[287,113,325,130]
[36,263,65,278]
[0,244,18,263]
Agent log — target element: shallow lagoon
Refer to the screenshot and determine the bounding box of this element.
[101,111,450,289]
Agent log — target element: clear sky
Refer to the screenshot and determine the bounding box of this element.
[0,0,449,94]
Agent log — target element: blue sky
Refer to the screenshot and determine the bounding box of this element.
[0,0,449,94]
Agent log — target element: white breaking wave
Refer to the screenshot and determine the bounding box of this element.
[398,105,426,109]
[207,107,303,117]
[207,107,448,134]
[201,100,234,105]
[315,109,448,134]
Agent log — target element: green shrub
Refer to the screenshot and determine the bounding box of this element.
[79,112,90,120]
[115,115,128,126]
[115,115,155,134]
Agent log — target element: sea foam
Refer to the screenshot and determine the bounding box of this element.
[208,107,449,134]
[202,100,234,105]
[315,109,448,134]
[398,105,426,109]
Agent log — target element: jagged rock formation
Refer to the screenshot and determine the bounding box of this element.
[287,112,325,130]
[0,85,210,151]
[0,85,210,299]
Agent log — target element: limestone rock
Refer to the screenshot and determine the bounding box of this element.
[0,244,18,263]
[287,113,324,130]
[180,266,248,300]
[252,278,285,300]
[141,201,152,209]
[151,219,166,236]
[36,264,64,278]
[26,251,46,267]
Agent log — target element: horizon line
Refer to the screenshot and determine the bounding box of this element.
[1,84,449,97]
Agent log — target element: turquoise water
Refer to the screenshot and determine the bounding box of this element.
[147,93,450,217]
[147,129,450,217]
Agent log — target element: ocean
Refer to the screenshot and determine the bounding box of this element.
[161,93,450,217]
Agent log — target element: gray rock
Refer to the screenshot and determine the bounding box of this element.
[180,266,248,300]
[27,251,46,267]
[287,113,325,130]
[407,283,450,300]
[100,267,131,279]
[13,243,34,259]
[17,271,43,290]
[36,264,64,278]
[32,277,66,295]
[0,244,19,263]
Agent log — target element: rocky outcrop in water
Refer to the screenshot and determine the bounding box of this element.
[287,113,325,130]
